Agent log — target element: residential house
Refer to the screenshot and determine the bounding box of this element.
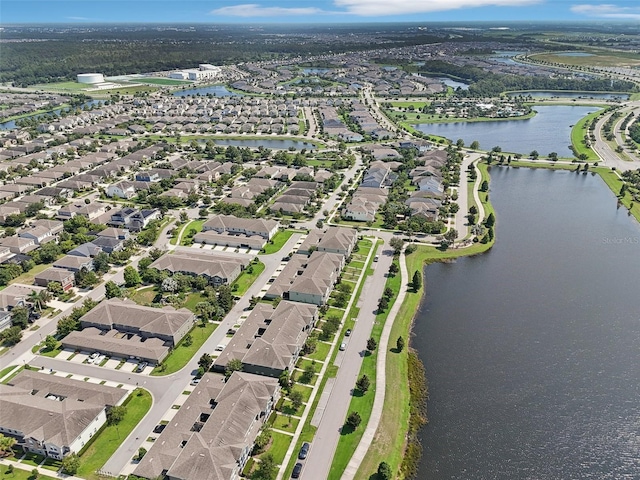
[34,267,75,291]
[149,251,247,286]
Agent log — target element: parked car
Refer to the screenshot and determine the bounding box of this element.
[135,361,148,373]
[89,352,99,360]
[345,329,352,337]
[153,424,166,434]
[190,378,200,386]
[215,345,225,352]
[339,343,347,351]
[298,442,310,460]
[292,463,303,479]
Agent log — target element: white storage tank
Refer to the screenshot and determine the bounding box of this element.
[77,73,105,84]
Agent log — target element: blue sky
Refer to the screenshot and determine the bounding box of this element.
[2,0,640,24]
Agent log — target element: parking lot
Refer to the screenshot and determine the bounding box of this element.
[52,348,153,375]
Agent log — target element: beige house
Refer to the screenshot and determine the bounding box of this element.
[0,370,127,460]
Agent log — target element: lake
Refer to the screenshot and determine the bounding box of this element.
[508,91,629,100]
[173,85,242,97]
[413,105,601,155]
[200,138,317,150]
[0,99,104,131]
[414,167,640,479]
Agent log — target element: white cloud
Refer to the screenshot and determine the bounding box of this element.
[210,4,324,17]
[571,4,640,19]
[333,0,541,16]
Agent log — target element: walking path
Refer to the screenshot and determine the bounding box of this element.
[342,247,408,479]
[0,458,84,480]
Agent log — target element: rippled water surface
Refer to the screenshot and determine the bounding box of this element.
[414,167,640,480]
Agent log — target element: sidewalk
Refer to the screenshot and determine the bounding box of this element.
[1,457,84,480]
[342,247,409,479]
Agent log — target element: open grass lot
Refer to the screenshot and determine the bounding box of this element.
[29,81,90,92]
[531,51,640,68]
[258,431,292,465]
[0,464,57,480]
[231,261,265,296]
[261,229,295,254]
[77,389,152,479]
[91,85,158,97]
[388,101,429,109]
[128,285,158,306]
[137,77,192,85]
[151,322,217,375]
[304,341,331,362]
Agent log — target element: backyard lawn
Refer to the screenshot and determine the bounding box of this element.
[260,230,295,255]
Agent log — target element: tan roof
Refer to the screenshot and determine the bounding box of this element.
[79,298,194,341]
[134,372,278,480]
[0,370,126,449]
[149,251,246,281]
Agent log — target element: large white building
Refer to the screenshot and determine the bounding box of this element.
[77,73,105,84]
[168,64,220,82]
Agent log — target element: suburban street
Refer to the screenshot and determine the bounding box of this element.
[592,100,640,172]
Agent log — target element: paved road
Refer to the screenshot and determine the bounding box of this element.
[301,239,393,480]
[593,100,640,172]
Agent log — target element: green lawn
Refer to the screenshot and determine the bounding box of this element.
[179,219,205,246]
[570,109,603,161]
[20,451,45,467]
[271,414,300,434]
[258,431,292,465]
[231,261,265,296]
[304,342,331,362]
[151,322,217,376]
[182,292,207,313]
[128,286,159,306]
[0,364,18,380]
[77,389,151,479]
[9,262,54,286]
[30,81,90,92]
[138,77,193,86]
[0,464,57,480]
[40,457,63,471]
[260,230,294,254]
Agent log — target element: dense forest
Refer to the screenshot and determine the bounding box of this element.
[406,60,638,96]
[0,24,453,86]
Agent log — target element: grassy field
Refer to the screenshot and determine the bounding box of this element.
[137,77,192,86]
[570,108,604,161]
[231,261,265,296]
[29,81,90,92]
[151,322,217,376]
[261,229,295,254]
[258,431,293,465]
[128,286,158,306]
[77,388,152,479]
[530,51,640,68]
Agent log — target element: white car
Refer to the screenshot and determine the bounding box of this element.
[339,343,347,351]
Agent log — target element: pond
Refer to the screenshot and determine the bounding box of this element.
[0,99,105,131]
[412,105,601,155]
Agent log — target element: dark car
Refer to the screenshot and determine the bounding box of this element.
[292,462,303,478]
[153,424,166,434]
[298,442,310,460]
[345,329,352,337]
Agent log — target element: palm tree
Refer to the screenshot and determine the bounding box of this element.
[28,290,51,312]
[0,433,17,457]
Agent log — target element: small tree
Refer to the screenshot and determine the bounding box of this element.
[44,335,58,352]
[366,337,377,352]
[123,266,141,288]
[412,270,422,292]
[377,461,392,480]
[253,453,277,480]
[388,263,399,276]
[31,468,39,479]
[253,428,272,454]
[182,333,193,347]
[61,453,80,475]
[377,296,389,312]
[198,353,213,372]
[225,358,243,379]
[104,281,122,299]
[290,389,304,411]
[389,237,404,255]
[396,336,405,352]
[356,374,370,393]
[107,405,127,425]
[346,411,362,430]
